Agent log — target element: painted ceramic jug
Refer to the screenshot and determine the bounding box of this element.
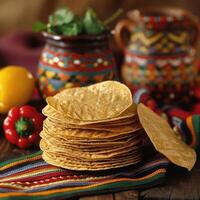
[37,32,118,97]
[115,7,200,104]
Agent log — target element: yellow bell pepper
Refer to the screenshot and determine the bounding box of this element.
[0,66,35,114]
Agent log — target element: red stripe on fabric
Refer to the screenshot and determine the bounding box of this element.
[2,173,104,187]
[167,108,191,120]
[2,171,92,184]
[1,172,65,183]
[0,185,21,190]
[1,165,56,179]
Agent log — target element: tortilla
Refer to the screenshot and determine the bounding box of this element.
[137,103,196,171]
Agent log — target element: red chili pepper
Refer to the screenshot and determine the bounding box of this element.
[3,105,44,149]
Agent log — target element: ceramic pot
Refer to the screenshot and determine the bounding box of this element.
[115,7,200,104]
[37,32,118,97]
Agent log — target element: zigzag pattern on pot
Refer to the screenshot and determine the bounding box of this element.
[129,32,189,55]
[131,32,188,46]
[125,54,194,68]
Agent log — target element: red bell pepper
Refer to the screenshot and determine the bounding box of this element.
[3,105,44,149]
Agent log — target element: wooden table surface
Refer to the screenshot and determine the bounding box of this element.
[1,134,200,200]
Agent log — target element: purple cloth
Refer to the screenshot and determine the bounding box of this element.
[0,30,44,75]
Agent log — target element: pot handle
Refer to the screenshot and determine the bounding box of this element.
[185,12,200,47]
[191,19,200,47]
[114,19,134,51]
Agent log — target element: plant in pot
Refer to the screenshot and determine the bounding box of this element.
[34,7,121,98]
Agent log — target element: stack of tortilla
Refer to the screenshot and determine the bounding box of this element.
[40,81,145,171]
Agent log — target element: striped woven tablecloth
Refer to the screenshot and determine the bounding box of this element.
[0,150,169,200]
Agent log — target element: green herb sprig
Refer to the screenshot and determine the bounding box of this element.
[33,7,122,36]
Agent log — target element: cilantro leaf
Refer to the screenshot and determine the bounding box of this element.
[33,7,106,36]
[51,26,63,35]
[32,21,47,32]
[62,16,83,36]
[83,8,105,35]
[49,7,75,26]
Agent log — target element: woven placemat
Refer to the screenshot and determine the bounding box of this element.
[0,150,169,200]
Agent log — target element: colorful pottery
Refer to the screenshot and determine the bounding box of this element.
[115,7,200,104]
[37,32,118,97]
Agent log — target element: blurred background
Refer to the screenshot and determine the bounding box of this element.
[0,0,200,74]
[0,0,200,34]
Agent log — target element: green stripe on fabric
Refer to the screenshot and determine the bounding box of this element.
[192,115,200,149]
[192,115,200,135]
[0,151,42,168]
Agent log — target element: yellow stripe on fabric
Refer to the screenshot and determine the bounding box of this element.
[0,155,42,171]
[0,168,166,197]
[186,116,197,147]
